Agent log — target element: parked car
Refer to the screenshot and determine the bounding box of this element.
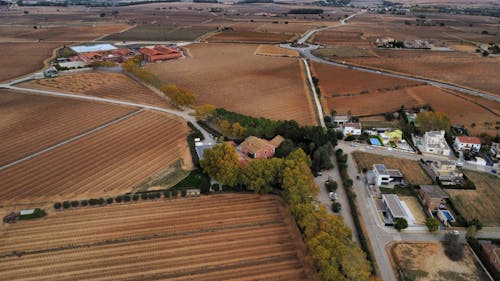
[328,192,338,200]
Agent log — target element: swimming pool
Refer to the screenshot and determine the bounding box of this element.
[369,138,382,146]
[442,210,455,222]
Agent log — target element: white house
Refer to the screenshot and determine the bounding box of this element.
[343,122,362,136]
[423,130,450,156]
[382,194,416,225]
[454,136,481,152]
[372,164,404,187]
[332,115,349,127]
[490,143,500,160]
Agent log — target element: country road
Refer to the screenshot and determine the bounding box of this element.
[282,11,500,102]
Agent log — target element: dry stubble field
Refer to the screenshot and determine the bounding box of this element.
[391,242,490,281]
[0,194,314,281]
[147,43,317,125]
[352,151,432,185]
[0,111,191,205]
[0,90,134,166]
[447,170,500,226]
[21,72,172,108]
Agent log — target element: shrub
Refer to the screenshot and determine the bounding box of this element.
[89,199,98,206]
[115,196,123,203]
[325,180,338,192]
[148,192,156,200]
[124,195,131,202]
[211,184,220,192]
[394,218,408,232]
[132,194,139,201]
[97,198,105,205]
[53,202,62,209]
[331,202,342,213]
[106,198,113,204]
[81,200,88,207]
[63,201,71,209]
[425,217,439,232]
[141,193,148,200]
[443,233,464,261]
[71,201,79,208]
[155,192,161,198]
[469,218,483,231]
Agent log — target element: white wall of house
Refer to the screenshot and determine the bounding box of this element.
[454,138,481,152]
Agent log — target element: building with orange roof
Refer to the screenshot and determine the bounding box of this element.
[139,45,182,63]
[454,136,481,152]
[239,135,284,160]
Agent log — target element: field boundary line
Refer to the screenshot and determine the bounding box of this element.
[0,109,143,171]
[302,59,325,128]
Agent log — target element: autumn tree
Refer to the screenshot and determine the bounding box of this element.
[195,104,216,121]
[200,142,240,187]
[241,158,284,193]
[161,84,195,107]
[415,111,451,133]
[231,122,246,139]
[217,119,247,139]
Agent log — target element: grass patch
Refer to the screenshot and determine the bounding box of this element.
[379,185,415,196]
[172,169,211,194]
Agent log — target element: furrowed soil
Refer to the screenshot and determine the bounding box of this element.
[21,71,173,108]
[0,111,191,205]
[0,90,135,166]
[0,194,314,281]
[146,43,317,125]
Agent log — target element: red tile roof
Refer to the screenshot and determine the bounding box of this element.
[456,136,481,145]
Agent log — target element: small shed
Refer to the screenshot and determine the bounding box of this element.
[186,189,201,197]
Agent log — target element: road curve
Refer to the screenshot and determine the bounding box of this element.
[283,11,499,102]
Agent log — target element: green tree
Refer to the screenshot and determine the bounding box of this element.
[443,232,464,261]
[394,217,408,232]
[331,202,341,213]
[415,111,451,132]
[469,218,483,231]
[425,217,439,232]
[200,142,241,187]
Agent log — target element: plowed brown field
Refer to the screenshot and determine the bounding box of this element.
[0,90,134,166]
[0,194,314,281]
[0,111,191,205]
[0,42,61,82]
[147,43,316,125]
[21,72,172,108]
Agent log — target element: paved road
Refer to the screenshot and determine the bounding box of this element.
[282,11,499,102]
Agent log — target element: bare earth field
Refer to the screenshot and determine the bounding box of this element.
[407,86,499,135]
[103,25,216,41]
[0,111,191,205]
[391,242,490,281]
[0,90,134,166]
[147,43,317,125]
[311,62,424,115]
[21,72,172,108]
[0,24,129,42]
[352,151,432,185]
[0,42,61,82]
[447,170,500,226]
[399,196,426,225]
[0,194,314,281]
[345,49,500,95]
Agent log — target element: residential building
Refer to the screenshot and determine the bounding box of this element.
[430,160,463,183]
[422,130,450,156]
[454,136,481,152]
[70,44,135,64]
[343,122,362,136]
[379,129,403,145]
[372,164,404,187]
[381,194,416,225]
[139,45,182,63]
[332,115,349,127]
[419,185,448,211]
[239,135,284,159]
[479,240,500,272]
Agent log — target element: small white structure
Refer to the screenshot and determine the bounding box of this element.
[58,61,87,68]
[372,164,404,187]
[382,194,416,225]
[20,209,35,216]
[454,136,481,152]
[490,142,500,160]
[343,122,362,136]
[423,130,450,156]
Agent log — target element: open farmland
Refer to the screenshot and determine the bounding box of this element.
[0,111,191,205]
[255,44,300,57]
[448,170,500,226]
[310,30,372,47]
[407,86,499,135]
[147,43,317,125]
[103,25,216,41]
[0,42,61,82]
[0,24,129,42]
[391,242,490,281]
[345,49,500,95]
[311,62,424,115]
[21,72,172,108]
[0,194,314,281]
[352,151,432,185]
[0,90,134,166]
